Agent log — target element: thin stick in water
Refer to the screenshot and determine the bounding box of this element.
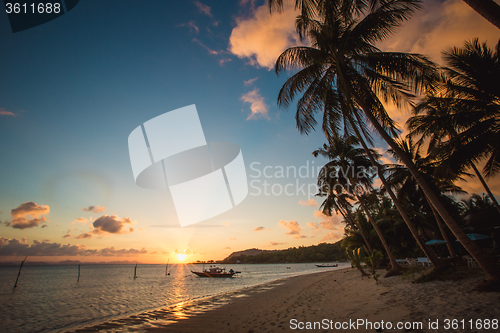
[134,263,138,279]
[77,264,80,282]
[166,259,170,276]
[13,256,27,289]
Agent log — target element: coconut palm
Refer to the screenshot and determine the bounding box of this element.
[268,0,500,30]
[385,138,466,258]
[409,82,500,215]
[314,135,403,275]
[274,0,500,280]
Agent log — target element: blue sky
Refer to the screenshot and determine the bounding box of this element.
[0,0,498,263]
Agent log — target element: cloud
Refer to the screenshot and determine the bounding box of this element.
[298,199,319,207]
[75,215,134,239]
[11,202,50,218]
[76,233,92,239]
[279,220,307,239]
[306,222,320,231]
[321,232,342,242]
[228,2,302,69]
[192,37,224,55]
[223,247,231,249]
[253,226,265,231]
[377,0,499,65]
[7,202,50,229]
[82,205,106,213]
[0,238,148,257]
[177,20,199,34]
[0,108,15,116]
[270,241,287,246]
[313,210,343,231]
[72,217,88,225]
[219,58,232,65]
[241,88,270,120]
[244,77,258,86]
[62,234,71,239]
[193,1,212,17]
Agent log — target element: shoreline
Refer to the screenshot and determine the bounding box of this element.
[69,266,347,333]
[70,267,500,333]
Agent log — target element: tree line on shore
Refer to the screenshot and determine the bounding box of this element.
[220,241,348,264]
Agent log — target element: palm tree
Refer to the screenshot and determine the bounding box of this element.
[273,0,500,280]
[268,0,500,30]
[314,135,402,275]
[385,138,464,258]
[409,86,500,215]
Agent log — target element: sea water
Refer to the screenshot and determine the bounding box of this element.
[0,263,347,332]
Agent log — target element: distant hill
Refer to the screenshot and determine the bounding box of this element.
[223,248,272,261]
[220,241,348,264]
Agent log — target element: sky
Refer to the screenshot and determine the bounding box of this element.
[0,0,498,264]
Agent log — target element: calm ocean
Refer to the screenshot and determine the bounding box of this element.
[0,263,347,332]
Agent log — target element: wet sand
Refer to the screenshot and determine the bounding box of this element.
[72,267,500,333]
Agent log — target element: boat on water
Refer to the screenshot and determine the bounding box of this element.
[191,266,238,278]
[315,263,338,267]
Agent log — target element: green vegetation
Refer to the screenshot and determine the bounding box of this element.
[220,241,348,264]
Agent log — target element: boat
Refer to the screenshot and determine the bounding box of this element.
[315,263,338,267]
[191,266,237,278]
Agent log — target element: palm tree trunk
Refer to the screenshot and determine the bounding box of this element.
[471,163,500,215]
[362,108,500,281]
[355,192,402,276]
[345,208,373,255]
[463,0,500,29]
[351,120,445,269]
[427,198,457,258]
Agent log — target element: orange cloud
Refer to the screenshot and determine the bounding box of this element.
[313,210,343,231]
[306,222,320,231]
[0,238,147,257]
[228,2,302,69]
[298,199,319,207]
[193,1,212,17]
[321,232,343,242]
[244,77,258,86]
[254,226,265,231]
[75,215,134,239]
[279,220,307,239]
[7,202,50,229]
[82,205,106,213]
[0,108,15,116]
[377,0,499,65]
[241,88,270,120]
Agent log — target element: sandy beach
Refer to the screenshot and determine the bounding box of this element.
[73,267,500,333]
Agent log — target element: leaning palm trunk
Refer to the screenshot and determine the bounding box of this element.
[361,106,500,281]
[463,0,500,29]
[355,192,401,276]
[470,164,500,215]
[426,197,457,258]
[345,209,373,255]
[351,120,445,269]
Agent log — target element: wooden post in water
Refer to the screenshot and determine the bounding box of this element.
[166,259,170,276]
[77,264,80,282]
[134,263,138,279]
[13,256,27,289]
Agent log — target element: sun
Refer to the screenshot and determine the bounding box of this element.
[176,253,187,262]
